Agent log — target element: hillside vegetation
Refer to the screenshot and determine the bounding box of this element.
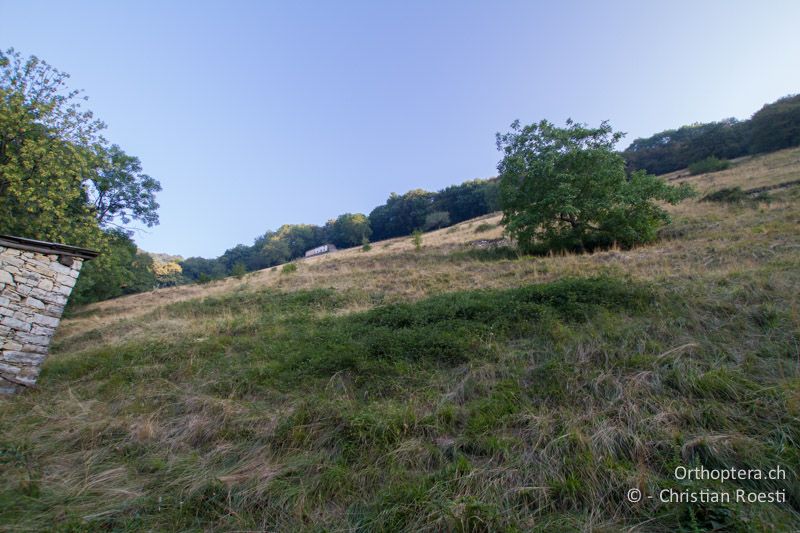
[1,148,800,531]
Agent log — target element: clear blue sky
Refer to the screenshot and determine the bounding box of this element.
[2,1,799,258]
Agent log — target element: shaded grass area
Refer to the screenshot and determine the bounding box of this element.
[1,274,799,531]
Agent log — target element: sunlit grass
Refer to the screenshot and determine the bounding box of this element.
[2,148,800,530]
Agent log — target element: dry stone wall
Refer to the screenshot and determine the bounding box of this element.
[0,245,83,394]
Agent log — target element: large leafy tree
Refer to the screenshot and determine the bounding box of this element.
[497,119,694,253]
[0,49,104,244]
[1,48,163,307]
[88,144,162,230]
[0,49,161,243]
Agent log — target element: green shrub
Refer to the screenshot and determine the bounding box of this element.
[281,263,298,274]
[701,187,768,205]
[361,238,372,252]
[474,223,495,233]
[497,119,695,253]
[231,262,247,279]
[688,156,731,175]
[411,230,423,251]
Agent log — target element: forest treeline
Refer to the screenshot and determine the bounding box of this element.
[184,93,800,284]
[3,47,800,305]
[623,93,800,174]
[180,179,499,282]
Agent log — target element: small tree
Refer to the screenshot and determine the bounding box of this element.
[231,262,247,279]
[411,230,423,251]
[496,119,694,253]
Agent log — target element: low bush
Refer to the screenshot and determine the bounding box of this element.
[701,187,769,205]
[689,156,731,175]
[281,263,298,274]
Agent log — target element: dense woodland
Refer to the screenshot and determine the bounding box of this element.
[2,47,799,305]
[180,179,499,283]
[623,94,800,174]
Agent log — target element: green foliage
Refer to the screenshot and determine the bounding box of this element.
[411,230,423,251]
[70,230,157,307]
[433,179,500,224]
[0,48,161,306]
[748,94,800,154]
[180,257,227,282]
[368,180,500,241]
[167,277,648,388]
[88,144,161,228]
[231,262,247,279]
[702,187,749,204]
[624,118,748,175]
[497,119,695,253]
[625,93,800,174]
[473,223,495,233]
[361,238,372,252]
[701,187,768,206]
[281,263,298,274]
[326,213,371,248]
[688,156,730,175]
[5,266,800,530]
[369,189,435,240]
[0,49,105,246]
[423,210,451,231]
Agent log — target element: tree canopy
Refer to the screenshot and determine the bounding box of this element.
[0,48,162,306]
[326,213,371,248]
[623,94,800,175]
[497,119,694,253]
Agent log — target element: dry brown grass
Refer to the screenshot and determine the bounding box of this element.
[58,147,800,350]
[3,148,799,531]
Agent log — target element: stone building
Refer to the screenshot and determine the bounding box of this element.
[0,235,98,395]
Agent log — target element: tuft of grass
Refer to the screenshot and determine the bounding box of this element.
[281,263,298,274]
[689,156,731,175]
[474,223,496,233]
[3,147,800,531]
[2,270,799,531]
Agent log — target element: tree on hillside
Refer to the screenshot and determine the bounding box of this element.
[0,49,105,246]
[497,119,694,253]
[0,48,164,306]
[88,144,162,230]
[325,213,371,248]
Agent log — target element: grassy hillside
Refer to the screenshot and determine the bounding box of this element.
[2,148,800,531]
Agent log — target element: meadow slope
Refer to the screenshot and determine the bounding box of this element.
[1,148,799,531]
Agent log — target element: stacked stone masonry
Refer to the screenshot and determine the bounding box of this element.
[0,245,84,394]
